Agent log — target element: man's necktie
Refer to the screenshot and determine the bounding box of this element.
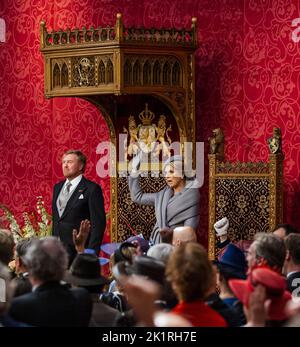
[58,182,72,213]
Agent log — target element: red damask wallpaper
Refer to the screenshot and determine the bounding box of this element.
[1,0,300,247]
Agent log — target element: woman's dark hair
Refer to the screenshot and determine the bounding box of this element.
[113,242,137,264]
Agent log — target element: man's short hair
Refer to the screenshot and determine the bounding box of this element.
[285,233,300,265]
[15,238,36,264]
[254,233,286,270]
[166,242,213,302]
[23,237,68,282]
[147,243,174,264]
[273,224,299,236]
[63,150,87,173]
[0,229,14,265]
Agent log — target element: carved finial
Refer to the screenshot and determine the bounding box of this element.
[208,128,224,159]
[191,17,197,47]
[268,127,282,154]
[40,21,46,49]
[115,13,123,42]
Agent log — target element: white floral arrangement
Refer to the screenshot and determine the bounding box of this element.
[0,196,52,243]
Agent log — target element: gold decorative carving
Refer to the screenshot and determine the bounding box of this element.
[268,127,282,154]
[208,128,224,160]
[40,15,196,49]
[155,115,172,157]
[123,104,172,160]
[216,161,269,175]
[73,57,95,87]
[123,55,182,88]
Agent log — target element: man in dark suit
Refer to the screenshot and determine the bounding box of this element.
[284,233,300,297]
[9,237,92,327]
[52,150,106,262]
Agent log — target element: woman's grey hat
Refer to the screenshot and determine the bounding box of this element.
[163,155,196,179]
[163,155,183,168]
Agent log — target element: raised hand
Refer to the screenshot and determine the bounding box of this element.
[122,275,161,327]
[245,284,269,327]
[72,219,91,253]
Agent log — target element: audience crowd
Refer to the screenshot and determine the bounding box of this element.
[1,220,300,327]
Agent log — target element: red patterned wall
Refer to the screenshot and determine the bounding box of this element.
[1,0,300,247]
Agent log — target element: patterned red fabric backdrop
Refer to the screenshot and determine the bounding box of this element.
[1,0,300,247]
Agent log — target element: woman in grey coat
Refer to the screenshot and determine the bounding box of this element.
[128,155,200,245]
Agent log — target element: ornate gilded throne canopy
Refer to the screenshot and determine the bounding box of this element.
[40,14,198,242]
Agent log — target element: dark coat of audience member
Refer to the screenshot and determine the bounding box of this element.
[11,273,32,298]
[9,237,92,327]
[9,281,92,327]
[215,243,248,326]
[287,271,300,295]
[11,238,35,297]
[205,293,243,327]
[284,234,300,296]
[65,253,121,327]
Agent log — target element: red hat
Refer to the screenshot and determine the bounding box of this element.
[229,267,291,321]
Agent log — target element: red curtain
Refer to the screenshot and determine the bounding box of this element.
[1,0,300,246]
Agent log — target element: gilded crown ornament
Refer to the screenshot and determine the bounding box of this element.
[138,103,155,126]
[123,104,172,159]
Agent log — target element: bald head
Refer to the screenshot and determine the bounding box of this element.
[172,226,197,246]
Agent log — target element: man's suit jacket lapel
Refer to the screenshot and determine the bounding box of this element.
[60,177,87,220]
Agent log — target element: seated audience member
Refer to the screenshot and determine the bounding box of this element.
[65,253,121,327]
[159,227,174,244]
[229,267,291,327]
[106,241,138,297]
[113,255,176,310]
[147,243,174,264]
[126,235,150,255]
[247,233,286,273]
[122,276,192,327]
[273,223,299,239]
[0,263,30,327]
[9,237,92,327]
[205,264,243,327]
[11,238,35,297]
[172,226,197,247]
[0,229,14,266]
[283,233,300,296]
[210,243,248,326]
[214,218,298,259]
[166,242,227,327]
[214,218,251,258]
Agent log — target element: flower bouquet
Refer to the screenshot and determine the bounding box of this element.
[0,196,52,243]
